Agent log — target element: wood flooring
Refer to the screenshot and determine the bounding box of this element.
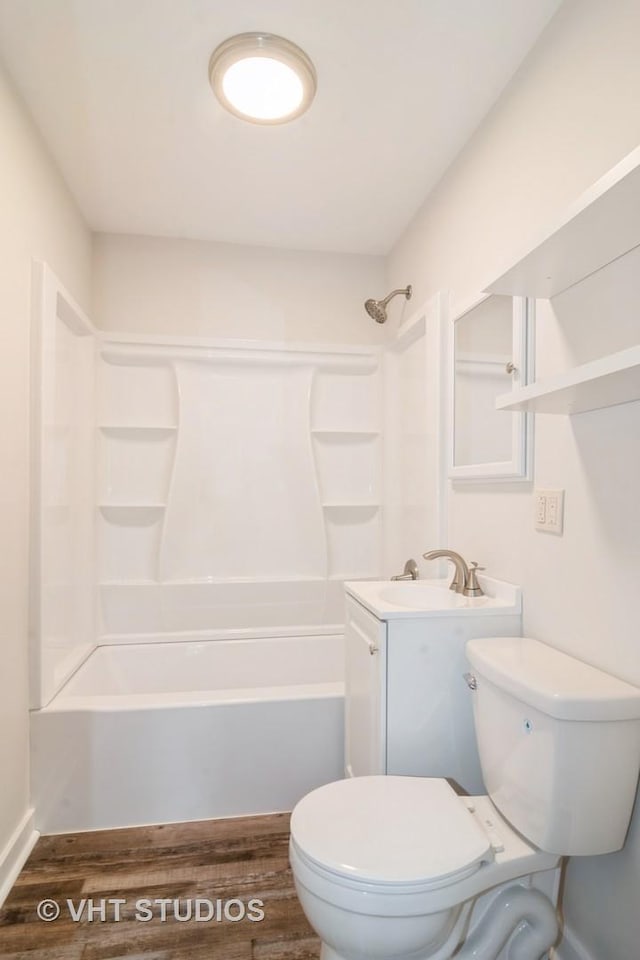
[0,813,320,960]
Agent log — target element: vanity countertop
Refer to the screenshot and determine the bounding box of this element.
[345,576,521,620]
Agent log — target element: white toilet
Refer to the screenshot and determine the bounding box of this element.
[290,636,640,960]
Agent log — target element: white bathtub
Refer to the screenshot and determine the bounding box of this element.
[31,634,345,834]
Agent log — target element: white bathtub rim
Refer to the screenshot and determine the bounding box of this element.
[98,624,344,644]
[41,680,345,713]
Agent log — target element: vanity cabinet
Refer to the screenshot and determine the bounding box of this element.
[344,587,521,795]
[344,596,387,778]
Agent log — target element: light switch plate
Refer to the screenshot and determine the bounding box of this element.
[534,489,564,534]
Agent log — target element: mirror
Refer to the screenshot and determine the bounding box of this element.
[449,293,532,481]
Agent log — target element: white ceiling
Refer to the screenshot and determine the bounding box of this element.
[0,0,563,255]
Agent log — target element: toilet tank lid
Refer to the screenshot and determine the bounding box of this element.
[466,637,640,721]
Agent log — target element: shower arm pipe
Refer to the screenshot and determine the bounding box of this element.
[380,286,412,307]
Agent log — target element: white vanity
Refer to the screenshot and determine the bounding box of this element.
[343,577,521,794]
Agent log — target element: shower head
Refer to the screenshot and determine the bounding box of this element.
[364,285,412,323]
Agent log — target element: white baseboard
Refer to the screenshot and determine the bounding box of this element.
[552,923,598,960]
[0,808,39,908]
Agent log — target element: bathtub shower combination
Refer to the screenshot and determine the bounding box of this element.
[30,264,440,833]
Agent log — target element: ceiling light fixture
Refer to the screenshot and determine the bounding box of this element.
[209,33,316,124]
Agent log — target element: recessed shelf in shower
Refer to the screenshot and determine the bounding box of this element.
[311,429,380,438]
[99,425,178,438]
[98,505,166,524]
[321,503,381,509]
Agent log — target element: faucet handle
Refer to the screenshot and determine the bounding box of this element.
[390,558,419,581]
[464,562,485,597]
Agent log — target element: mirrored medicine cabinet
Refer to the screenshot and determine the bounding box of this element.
[449,293,533,481]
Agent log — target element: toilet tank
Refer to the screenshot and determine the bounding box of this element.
[466,636,640,856]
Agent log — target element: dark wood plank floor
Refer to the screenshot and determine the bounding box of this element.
[0,813,320,960]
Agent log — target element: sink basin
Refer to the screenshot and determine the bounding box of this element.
[378,583,465,609]
[344,577,521,620]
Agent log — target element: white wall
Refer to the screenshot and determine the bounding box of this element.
[0,63,91,880]
[387,1,640,958]
[92,233,387,345]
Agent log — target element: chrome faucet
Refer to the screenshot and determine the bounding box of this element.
[390,558,419,581]
[422,550,484,597]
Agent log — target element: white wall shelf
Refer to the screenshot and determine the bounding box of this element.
[485,145,640,298]
[99,505,166,524]
[496,345,640,415]
[322,503,380,510]
[99,425,177,438]
[311,429,380,438]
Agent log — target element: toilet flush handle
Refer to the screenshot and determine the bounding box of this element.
[463,672,477,690]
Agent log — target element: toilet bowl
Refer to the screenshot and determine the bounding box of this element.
[289,636,640,960]
[290,776,558,960]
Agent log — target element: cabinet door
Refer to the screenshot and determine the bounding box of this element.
[344,596,387,777]
[385,617,486,794]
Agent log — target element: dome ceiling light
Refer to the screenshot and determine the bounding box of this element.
[209,33,317,124]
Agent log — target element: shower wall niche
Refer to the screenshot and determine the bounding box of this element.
[96,340,383,638]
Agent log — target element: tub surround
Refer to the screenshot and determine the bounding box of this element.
[97,340,383,588]
[111,350,375,593]
[30,267,97,711]
[99,579,346,642]
[31,264,387,706]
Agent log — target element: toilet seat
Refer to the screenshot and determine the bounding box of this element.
[290,776,492,893]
